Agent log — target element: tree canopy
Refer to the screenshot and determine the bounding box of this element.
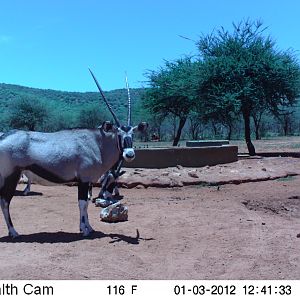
[197,19,300,154]
[144,57,200,145]
[78,103,109,129]
[142,19,300,150]
[9,96,49,131]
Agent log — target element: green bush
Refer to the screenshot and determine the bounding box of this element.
[9,96,49,131]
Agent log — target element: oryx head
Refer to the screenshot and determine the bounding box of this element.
[101,121,147,162]
[118,123,148,162]
[89,69,148,162]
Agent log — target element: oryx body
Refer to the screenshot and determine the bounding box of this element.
[0,129,119,183]
[0,128,121,237]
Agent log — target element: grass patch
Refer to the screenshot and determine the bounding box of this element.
[195,182,221,189]
[290,143,300,149]
[192,182,210,188]
[276,175,296,182]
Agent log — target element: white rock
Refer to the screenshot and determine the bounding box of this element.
[100,202,128,223]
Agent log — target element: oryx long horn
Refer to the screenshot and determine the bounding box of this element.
[89,68,121,127]
[125,72,132,126]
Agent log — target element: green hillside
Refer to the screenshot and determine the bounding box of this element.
[0,83,145,131]
[1,82,299,139]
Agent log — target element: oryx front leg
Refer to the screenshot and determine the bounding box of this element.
[78,183,94,237]
[0,198,19,238]
[0,170,21,238]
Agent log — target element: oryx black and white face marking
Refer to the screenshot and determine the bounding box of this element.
[118,125,135,162]
[117,122,148,162]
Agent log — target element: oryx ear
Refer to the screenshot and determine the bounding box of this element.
[135,122,148,132]
[101,121,114,132]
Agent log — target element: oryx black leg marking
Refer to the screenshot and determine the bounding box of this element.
[107,181,115,194]
[0,170,21,238]
[88,183,93,201]
[78,182,94,236]
[98,172,115,199]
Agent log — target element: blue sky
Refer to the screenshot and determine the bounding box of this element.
[1,0,300,92]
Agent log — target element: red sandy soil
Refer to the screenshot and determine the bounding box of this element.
[1,157,300,280]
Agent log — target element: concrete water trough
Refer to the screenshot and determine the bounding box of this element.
[124,145,238,168]
[186,140,229,147]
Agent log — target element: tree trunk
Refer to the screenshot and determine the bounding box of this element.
[243,110,256,156]
[283,117,289,136]
[173,117,186,146]
[29,124,35,131]
[191,124,200,140]
[188,117,201,140]
[255,126,260,140]
[227,124,232,140]
[212,122,218,136]
[171,115,177,140]
[252,116,261,140]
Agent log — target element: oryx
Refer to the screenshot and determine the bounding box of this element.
[92,72,131,204]
[0,70,147,238]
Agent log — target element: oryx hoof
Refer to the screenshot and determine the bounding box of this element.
[80,226,94,237]
[9,230,20,239]
[114,194,123,200]
[86,225,95,234]
[80,228,90,237]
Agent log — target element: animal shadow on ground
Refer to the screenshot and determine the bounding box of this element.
[0,229,154,245]
[14,190,43,196]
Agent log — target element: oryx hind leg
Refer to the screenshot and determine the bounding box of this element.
[0,170,21,238]
[87,183,93,201]
[78,182,94,237]
[22,175,31,196]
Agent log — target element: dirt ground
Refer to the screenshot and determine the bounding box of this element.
[1,157,300,280]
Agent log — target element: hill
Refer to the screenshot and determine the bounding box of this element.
[0,83,146,131]
[1,82,299,138]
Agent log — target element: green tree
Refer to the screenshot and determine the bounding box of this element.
[275,108,295,136]
[197,19,300,155]
[198,91,239,140]
[9,96,49,131]
[187,111,203,140]
[0,113,9,131]
[41,109,76,131]
[144,57,199,146]
[78,104,109,128]
[251,102,267,140]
